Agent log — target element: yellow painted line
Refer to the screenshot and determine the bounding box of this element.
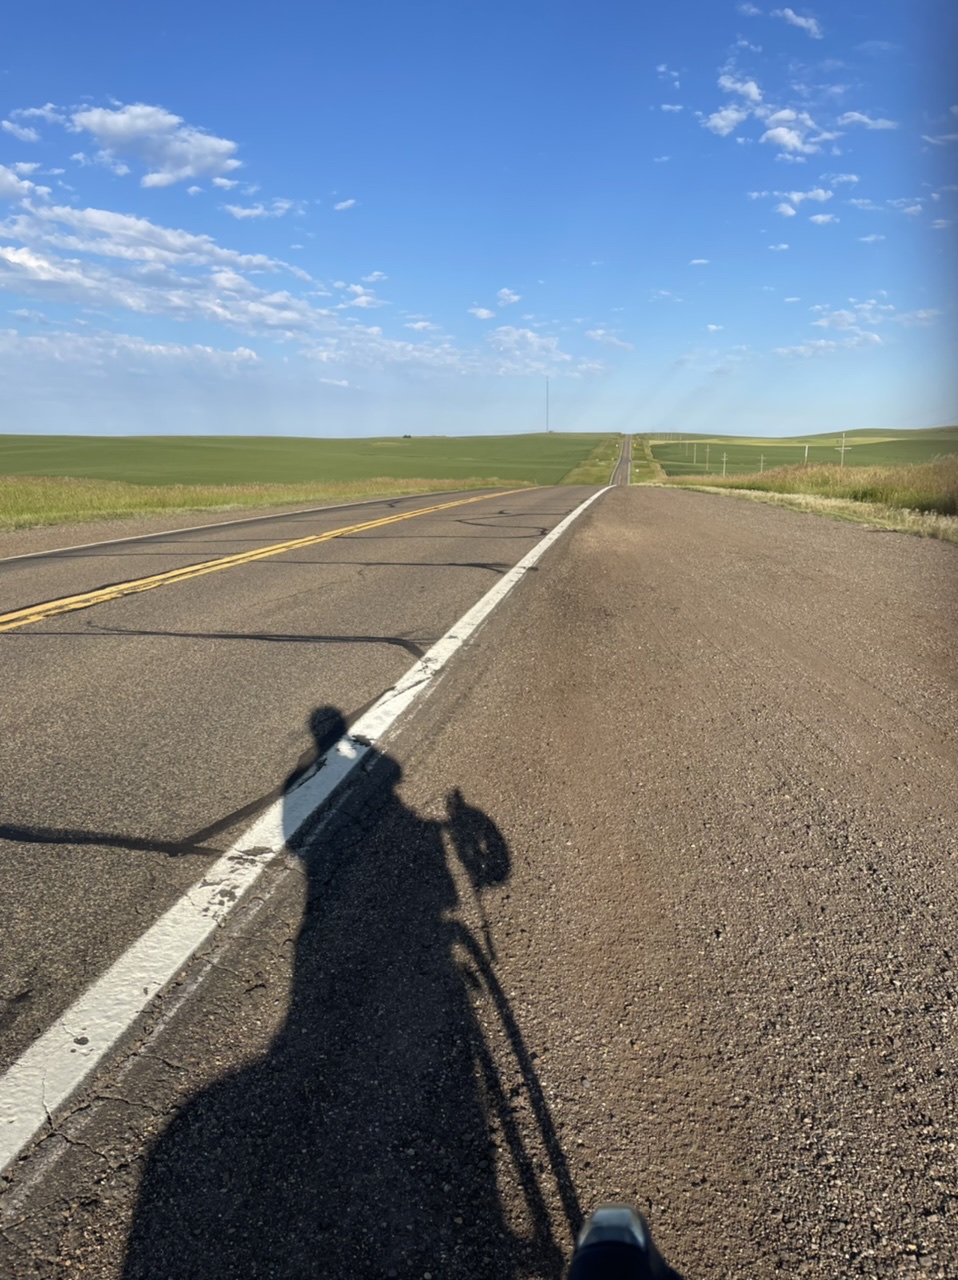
[0,490,524,634]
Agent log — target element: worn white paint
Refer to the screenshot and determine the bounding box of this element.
[0,486,609,1174]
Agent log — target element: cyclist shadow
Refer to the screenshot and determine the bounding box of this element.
[123,706,578,1278]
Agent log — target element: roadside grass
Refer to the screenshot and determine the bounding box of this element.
[0,475,531,532]
[650,425,958,477]
[663,457,958,514]
[660,458,958,544]
[560,435,623,485]
[631,437,666,484]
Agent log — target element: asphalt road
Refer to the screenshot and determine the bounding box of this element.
[2,483,957,1279]
[0,485,599,1075]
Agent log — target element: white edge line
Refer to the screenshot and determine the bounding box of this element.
[0,485,610,1174]
[0,486,504,566]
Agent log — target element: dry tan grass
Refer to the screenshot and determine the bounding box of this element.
[663,483,958,545]
[664,457,958,516]
[0,474,530,532]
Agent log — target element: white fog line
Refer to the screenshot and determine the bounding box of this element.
[0,485,610,1176]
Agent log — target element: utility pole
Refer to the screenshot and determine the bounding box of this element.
[835,433,851,468]
[722,451,728,477]
[546,377,550,433]
[693,442,698,468]
[705,444,710,472]
[759,454,765,473]
[804,443,809,467]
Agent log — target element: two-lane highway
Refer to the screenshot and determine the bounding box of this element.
[0,485,600,1078]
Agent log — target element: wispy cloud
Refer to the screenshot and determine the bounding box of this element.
[2,120,40,143]
[362,270,387,283]
[771,8,823,39]
[809,213,838,223]
[859,234,885,243]
[333,198,356,211]
[585,328,633,349]
[660,104,683,112]
[837,111,897,130]
[769,243,790,250]
[223,198,296,220]
[496,287,521,306]
[689,258,709,265]
[468,306,495,319]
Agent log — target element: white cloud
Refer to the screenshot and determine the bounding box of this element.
[319,377,350,387]
[689,258,709,264]
[657,63,681,89]
[585,328,633,349]
[776,202,797,216]
[761,126,820,154]
[769,243,790,250]
[70,103,242,187]
[653,155,670,163]
[837,111,898,130]
[661,104,683,112]
[824,172,859,184]
[468,306,495,319]
[784,296,801,302]
[706,323,724,331]
[859,234,885,242]
[187,185,202,196]
[362,270,387,282]
[771,8,823,39]
[0,164,48,201]
[704,104,750,136]
[496,287,521,306]
[718,74,762,103]
[0,326,259,368]
[333,198,356,211]
[11,103,65,125]
[224,199,296,220]
[405,320,439,332]
[737,2,761,13]
[932,219,952,230]
[774,333,881,357]
[212,176,239,190]
[2,120,40,143]
[487,326,575,375]
[809,213,838,223]
[922,132,958,146]
[12,162,41,175]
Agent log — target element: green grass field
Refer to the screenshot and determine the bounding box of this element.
[0,433,614,487]
[649,426,958,478]
[0,433,620,531]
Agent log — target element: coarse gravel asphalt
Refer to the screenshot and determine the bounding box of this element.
[1,482,956,1279]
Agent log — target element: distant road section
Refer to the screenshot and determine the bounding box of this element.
[610,434,631,486]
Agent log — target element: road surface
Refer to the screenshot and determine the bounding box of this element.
[1,482,956,1279]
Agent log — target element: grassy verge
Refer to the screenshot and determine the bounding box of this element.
[659,458,958,544]
[663,458,957,514]
[0,475,530,533]
[631,437,666,484]
[560,435,623,485]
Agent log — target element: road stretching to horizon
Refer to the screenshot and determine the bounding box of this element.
[1,441,957,1278]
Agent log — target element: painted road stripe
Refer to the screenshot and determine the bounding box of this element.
[0,485,609,1175]
[0,488,482,566]
[0,489,519,633]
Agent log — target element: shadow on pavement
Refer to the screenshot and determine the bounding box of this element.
[122,706,580,1279]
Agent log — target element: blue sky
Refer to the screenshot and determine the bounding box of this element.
[0,0,955,438]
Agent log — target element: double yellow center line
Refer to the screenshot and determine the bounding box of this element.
[0,490,522,634]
